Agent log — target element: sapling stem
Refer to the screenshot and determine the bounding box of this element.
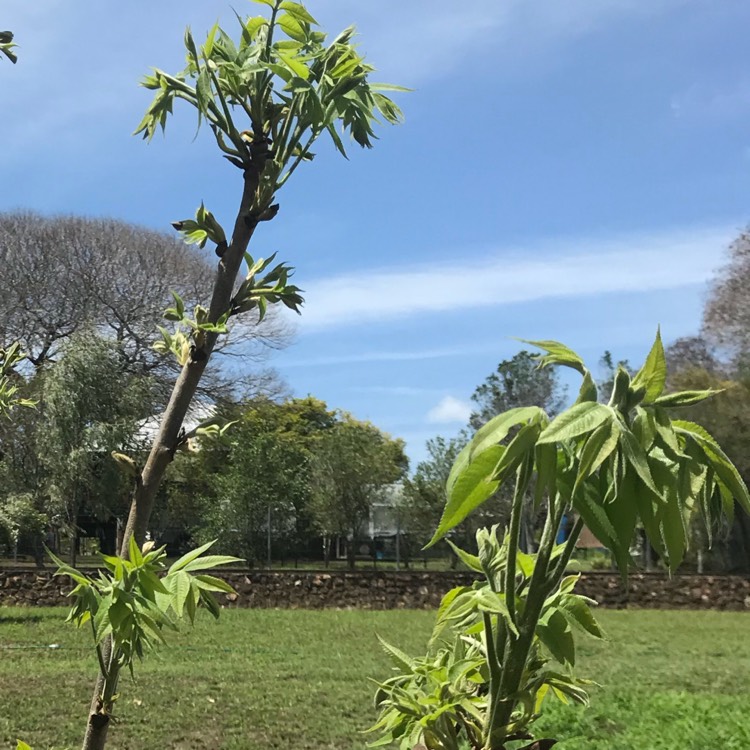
[489,496,564,745]
[546,514,585,592]
[504,462,532,629]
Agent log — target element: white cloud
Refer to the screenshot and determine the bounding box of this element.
[281,344,499,368]
[671,78,750,124]
[427,396,472,425]
[296,224,735,330]
[348,386,444,396]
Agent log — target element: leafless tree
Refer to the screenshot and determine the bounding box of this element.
[703,229,750,361]
[0,211,291,397]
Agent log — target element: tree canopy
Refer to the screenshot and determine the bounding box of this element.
[470,350,566,430]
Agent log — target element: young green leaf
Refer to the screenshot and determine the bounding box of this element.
[427,446,504,547]
[574,419,620,489]
[575,370,598,404]
[491,423,541,484]
[178,554,243,573]
[168,539,218,572]
[377,636,415,672]
[558,594,605,639]
[653,389,723,408]
[537,609,575,665]
[470,406,546,460]
[446,540,483,573]
[619,427,660,498]
[674,420,750,514]
[538,402,611,445]
[520,339,586,375]
[631,328,667,403]
[280,1,318,25]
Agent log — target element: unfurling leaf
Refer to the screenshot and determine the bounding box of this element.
[631,328,667,403]
[653,389,723,408]
[538,402,611,445]
[521,339,586,375]
[427,446,503,547]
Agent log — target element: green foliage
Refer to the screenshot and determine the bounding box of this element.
[186,399,406,566]
[50,538,240,712]
[375,332,748,749]
[369,635,485,750]
[171,201,226,249]
[134,0,405,241]
[431,333,749,571]
[231,252,303,321]
[0,494,47,555]
[470,351,566,430]
[37,333,152,541]
[0,342,34,416]
[370,527,603,749]
[400,434,469,550]
[309,415,408,566]
[190,399,318,564]
[0,30,16,63]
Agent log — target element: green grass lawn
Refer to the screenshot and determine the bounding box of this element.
[1,608,748,749]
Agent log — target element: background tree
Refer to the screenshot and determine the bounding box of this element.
[703,229,750,361]
[0,212,291,397]
[0,493,45,561]
[36,332,152,565]
[470,350,566,430]
[187,397,335,565]
[401,435,467,543]
[309,416,408,568]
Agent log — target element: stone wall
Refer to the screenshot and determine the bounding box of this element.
[2,569,750,610]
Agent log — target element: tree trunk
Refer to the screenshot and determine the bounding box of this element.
[71,526,78,567]
[347,537,356,570]
[118,175,258,553]
[80,170,260,750]
[81,712,109,750]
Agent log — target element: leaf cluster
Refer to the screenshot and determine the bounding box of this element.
[134,0,405,223]
[171,202,226,249]
[50,539,241,687]
[154,253,302,366]
[370,527,602,749]
[232,251,303,321]
[375,331,749,750]
[432,331,750,573]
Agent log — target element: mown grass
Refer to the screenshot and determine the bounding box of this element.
[1,608,748,749]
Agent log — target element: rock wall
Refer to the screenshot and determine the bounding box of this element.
[2,569,750,610]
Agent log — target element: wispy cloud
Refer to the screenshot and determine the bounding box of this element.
[297,224,734,331]
[671,78,750,124]
[348,385,445,397]
[281,344,499,368]
[319,0,687,84]
[427,396,473,425]
[0,0,689,162]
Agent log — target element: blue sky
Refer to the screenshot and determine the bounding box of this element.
[2,0,748,465]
